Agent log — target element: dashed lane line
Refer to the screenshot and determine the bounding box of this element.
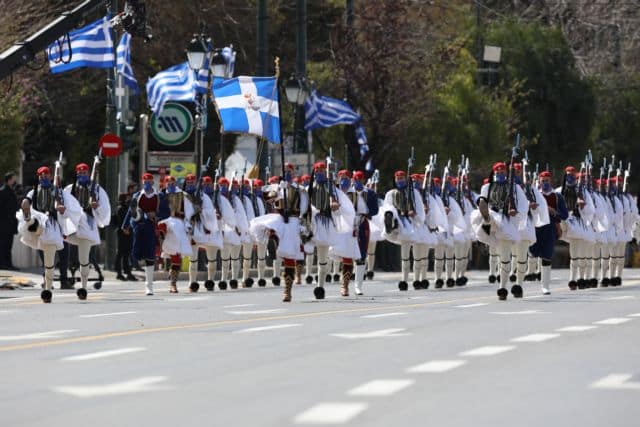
[234,324,302,334]
[79,311,137,318]
[347,379,415,397]
[293,402,368,425]
[61,347,146,361]
[406,360,467,373]
[459,345,516,357]
[360,312,407,319]
[556,325,598,332]
[511,333,561,343]
[594,318,633,325]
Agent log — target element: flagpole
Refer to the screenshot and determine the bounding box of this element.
[275,57,289,223]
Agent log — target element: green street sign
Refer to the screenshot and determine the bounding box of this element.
[150,102,194,146]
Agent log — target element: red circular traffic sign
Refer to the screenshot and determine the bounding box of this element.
[99,133,123,157]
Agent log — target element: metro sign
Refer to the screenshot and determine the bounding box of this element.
[99,133,123,158]
[150,103,194,146]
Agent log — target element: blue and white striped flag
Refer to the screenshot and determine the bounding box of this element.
[116,32,138,93]
[146,62,196,115]
[48,17,115,73]
[304,90,361,131]
[212,76,280,144]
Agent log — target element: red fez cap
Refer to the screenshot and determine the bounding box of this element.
[166,175,176,183]
[313,161,326,171]
[185,173,196,181]
[243,179,250,185]
[202,176,213,184]
[232,179,240,186]
[492,162,507,172]
[513,163,522,171]
[609,176,618,184]
[37,166,51,176]
[141,172,153,181]
[394,170,406,178]
[450,177,459,186]
[268,176,280,184]
[337,169,351,178]
[293,177,300,184]
[253,179,264,187]
[410,173,422,181]
[285,162,295,171]
[75,163,89,173]
[483,178,490,185]
[218,177,229,186]
[353,171,365,181]
[564,166,576,174]
[300,174,311,182]
[432,177,442,185]
[539,171,552,178]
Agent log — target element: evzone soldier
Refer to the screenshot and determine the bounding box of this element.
[473,161,528,300]
[559,166,595,290]
[247,178,269,287]
[409,173,437,290]
[454,175,478,285]
[17,162,82,303]
[123,173,160,295]
[308,162,356,299]
[381,170,426,291]
[615,169,639,285]
[65,160,111,299]
[604,174,625,286]
[528,171,567,294]
[203,175,236,290]
[586,173,609,287]
[250,171,308,301]
[219,177,249,289]
[298,173,316,285]
[264,175,283,285]
[508,162,544,291]
[427,176,452,289]
[157,175,192,293]
[184,173,221,292]
[441,175,466,288]
[365,171,383,280]
[347,170,379,295]
[329,169,363,297]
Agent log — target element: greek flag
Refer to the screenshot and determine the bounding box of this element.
[146,62,196,115]
[304,90,361,131]
[116,33,138,93]
[212,76,280,144]
[48,17,115,73]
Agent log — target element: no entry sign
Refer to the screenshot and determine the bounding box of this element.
[99,133,123,157]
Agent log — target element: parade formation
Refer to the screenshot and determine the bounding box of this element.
[13,141,640,305]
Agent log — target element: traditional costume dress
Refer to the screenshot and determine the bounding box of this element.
[17,166,81,303]
[65,163,111,298]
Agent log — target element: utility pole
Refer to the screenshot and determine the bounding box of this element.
[104,0,118,270]
[257,0,269,179]
[293,0,307,154]
[344,0,356,170]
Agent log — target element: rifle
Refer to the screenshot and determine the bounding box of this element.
[422,154,434,208]
[506,133,521,215]
[370,169,380,193]
[522,150,536,202]
[266,155,272,181]
[89,148,102,206]
[623,162,631,194]
[406,146,415,217]
[189,156,211,231]
[456,155,465,215]
[326,147,338,202]
[53,152,64,209]
[212,158,222,212]
[196,156,212,199]
[441,159,451,208]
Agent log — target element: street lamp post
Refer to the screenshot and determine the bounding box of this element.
[285,75,309,167]
[186,37,233,176]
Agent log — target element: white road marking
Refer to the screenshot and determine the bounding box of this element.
[0,329,77,342]
[226,309,287,315]
[406,360,467,373]
[223,303,258,308]
[331,328,410,339]
[348,379,415,396]
[234,324,302,334]
[53,376,168,398]
[511,333,561,343]
[0,310,15,314]
[556,325,598,332]
[293,402,368,424]
[459,345,516,357]
[628,313,640,317]
[455,303,489,308]
[524,295,544,299]
[61,347,146,361]
[165,296,209,302]
[360,312,407,319]
[490,310,546,315]
[604,295,635,301]
[590,374,640,390]
[79,311,137,318]
[594,318,632,325]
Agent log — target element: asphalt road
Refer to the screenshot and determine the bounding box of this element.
[0,269,638,427]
